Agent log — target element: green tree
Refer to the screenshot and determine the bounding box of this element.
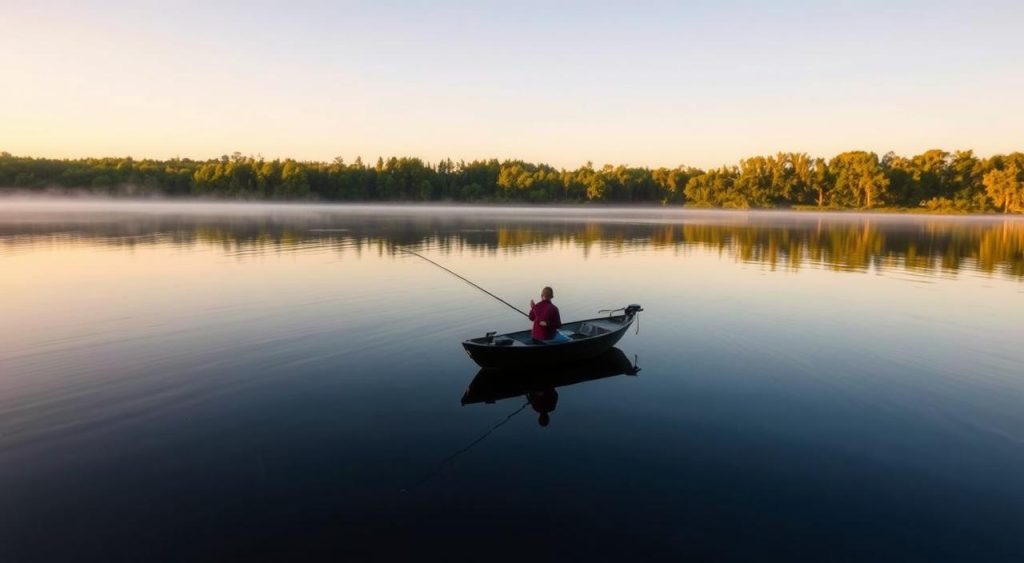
[983,165,1023,213]
[684,167,736,207]
[652,166,700,204]
[278,160,310,198]
[734,156,776,207]
[0,149,1019,210]
[948,150,985,210]
[830,151,889,208]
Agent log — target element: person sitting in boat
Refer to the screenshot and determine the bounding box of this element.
[529,286,568,343]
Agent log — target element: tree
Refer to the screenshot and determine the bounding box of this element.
[906,149,951,204]
[948,150,985,210]
[652,166,700,204]
[278,160,310,198]
[983,165,1023,213]
[808,158,830,207]
[734,156,776,207]
[830,151,888,208]
[684,167,736,207]
[882,152,914,206]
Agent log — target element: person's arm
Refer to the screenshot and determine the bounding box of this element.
[528,299,536,321]
[551,307,562,330]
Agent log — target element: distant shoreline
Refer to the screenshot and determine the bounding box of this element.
[2,151,1022,214]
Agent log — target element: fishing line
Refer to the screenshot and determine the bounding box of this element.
[395,246,529,318]
[401,401,530,493]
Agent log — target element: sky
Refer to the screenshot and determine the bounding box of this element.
[1,0,1022,169]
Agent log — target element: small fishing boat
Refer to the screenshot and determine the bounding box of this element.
[394,247,642,369]
[462,305,642,369]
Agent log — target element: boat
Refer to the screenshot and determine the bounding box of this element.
[462,304,642,369]
[461,347,640,405]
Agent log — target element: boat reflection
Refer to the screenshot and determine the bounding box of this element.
[405,353,638,491]
[461,347,640,426]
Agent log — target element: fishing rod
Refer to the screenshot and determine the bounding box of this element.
[394,246,530,318]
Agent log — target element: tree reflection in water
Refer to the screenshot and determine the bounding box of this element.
[3,207,1020,278]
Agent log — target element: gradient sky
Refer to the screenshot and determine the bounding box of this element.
[2,0,1022,169]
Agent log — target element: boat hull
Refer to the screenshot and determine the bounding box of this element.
[461,312,637,369]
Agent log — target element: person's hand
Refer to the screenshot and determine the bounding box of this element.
[530,299,535,309]
[539,321,548,326]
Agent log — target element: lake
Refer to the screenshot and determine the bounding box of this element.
[1,200,1023,561]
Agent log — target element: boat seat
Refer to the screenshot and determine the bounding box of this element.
[576,323,607,337]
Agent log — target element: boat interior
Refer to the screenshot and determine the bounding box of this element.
[469,316,628,347]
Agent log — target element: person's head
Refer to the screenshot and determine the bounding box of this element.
[538,412,550,427]
[541,286,554,300]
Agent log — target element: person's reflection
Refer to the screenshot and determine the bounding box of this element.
[527,388,559,427]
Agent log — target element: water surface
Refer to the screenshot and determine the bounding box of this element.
[2,201,1023,561]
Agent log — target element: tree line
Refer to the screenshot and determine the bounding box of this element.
[2,149,1022,212]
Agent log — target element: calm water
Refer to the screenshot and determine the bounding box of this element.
[2,200,1023,562]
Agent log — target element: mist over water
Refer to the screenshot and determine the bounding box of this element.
[1,200,1022,561]
[3,199,1023,276]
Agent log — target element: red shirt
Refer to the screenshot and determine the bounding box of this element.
[529,299,562,340]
